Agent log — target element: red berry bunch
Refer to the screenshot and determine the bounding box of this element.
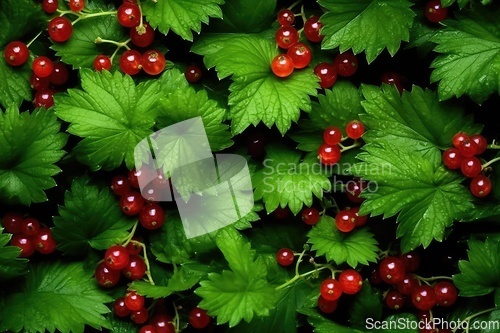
[318,121,365,166]
[313,52,359,89]
[2,213,57,257]
[334,207,368,232]
[442,132,491,197]
[317,269,363,313]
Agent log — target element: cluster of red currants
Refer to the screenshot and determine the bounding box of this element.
[95,243,146,288]
[442,132,491,197]
[317,269,364,313]
[314,51,359,89]
[111,168,167,230]
[1,212,57,257]
[318,121,365,166]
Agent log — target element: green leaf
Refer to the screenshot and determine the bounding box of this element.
[407,15,440,55]
[351,143,475,252]
[350,283,383,328]
[106,314,136,333]
[142,0,224,41]
[0,261,112,333]
[0,54,31,109]
[453,238,500,297]
[52,13,127,69]
[307,216,379,267]
[52,178,134,256]
[253,144,331,215]
[195,228,276,327]
[440,0,471,9]
[319,0,415,63]
[430,7,500,103]
[192,34,319,135]
[301,308,367,333]
[0,0,43,48]
[0,229,27,281]
[360,84,481,165]
[373,313,419,332]
[0,105,67,205]
[55,69,160,171]
[210,0,276,33]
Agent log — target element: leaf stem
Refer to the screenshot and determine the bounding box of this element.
[482,156,500,170]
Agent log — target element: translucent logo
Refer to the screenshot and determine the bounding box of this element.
[134,117,254,238]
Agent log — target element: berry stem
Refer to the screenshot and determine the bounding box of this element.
[287,0,302,11]
[71,11,117,25]
[299,4,307,25]
[482,156,500,170]
[276,266,328,291]
[487,140,500,149]
[415,275,453,282]
[121,221,139,247]
[452,307,496,333]
[339,140,362,152]
[294,248,306,276]
[131,240,155,285]
[135,0,146,34]
[173,302,181,333]
[26,30,43,48]
[95,37,131,50]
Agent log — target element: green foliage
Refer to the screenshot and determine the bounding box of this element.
[0,0,43,48]
[0,229,27,281]
[0,57,31,109]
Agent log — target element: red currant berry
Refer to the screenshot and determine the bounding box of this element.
[117,3,141,28]
[317,296,338,313]
[271,54,294,78]
[470,134,487,155]
[301,207,320,226]
[304,16,324,43]
[346,179,367,203]
[339,269,363,294]
[470,175,492,198]
[50,62,69,85]
[140,325,158,333]
[314,63,337,89]
[128,167,143,188]
[351,207,368,227]
[320,278,343,301]
[277,9,295,26]
[442,148,463,170]
[151,313,175,333]
[381,71,404,93]
[42,0,59,14]
[94,55,112,71]
[334,52,358,77]
[126,237,143,255]
[461,156,482,178]
[323,126,342,145]
[189,307,211,329]
[452,132,469,148]
[396,274,419,295]
[4,41,29,67]
[185,65,202,83]
[120,191,145,216]
[385,290,405,310]
[33,89,56,108]
[318,143,341,166]
[124,290,145,311]
[11,234,35,257]
[114,297,132,317]
[111,175,131,196]
[48,16,73,43]
[379,256,406,284]
[69,0,84,12]
[286,43,312,69]
[425,0,448,23]
[139,203,165,230]
[20,217,40,236]
[119,50,142,75]
[399,251,420,272]
[273,206,290,219]
[104,245,130,270]
[276,248,295,266]
[346,120,365,139]
[131,307,149,325]
[412,285,437,311]
[30,73,51,90]
[2,212,24,234]
[142,50,166,75]
[95,262,121,287]
[122,255,146,280]
[335,209,356,232]
[458,139,479,157]
[32,56,54,78]
[33,228,57,254]
[130,23,155,48]
[246,131,266,159]
[275,26,299,49]
[433,281,457,307]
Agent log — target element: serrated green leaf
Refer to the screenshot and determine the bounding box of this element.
[0,105,67,205]
[441,0,471,9]
[307,216,379,267]
[453,238,500,297]
[52,178,134,256]
[319,0,415,63]
[192,34,319,135]
[430,7,500,103]
[253,144,331,215]
[301,308,367,333]
[0,261,112,333]
[55,69,160,171]
[106,314,136,333]
[211,0,276,33]
[0,0,43,48]
[407,15,440,55]
[143,0,224,41]
[195,228,276,327]
[0,56,31,109]
[360,84,481,165]
[0,229,27,281]
[52,13,127,69]
[350,283,383,328]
